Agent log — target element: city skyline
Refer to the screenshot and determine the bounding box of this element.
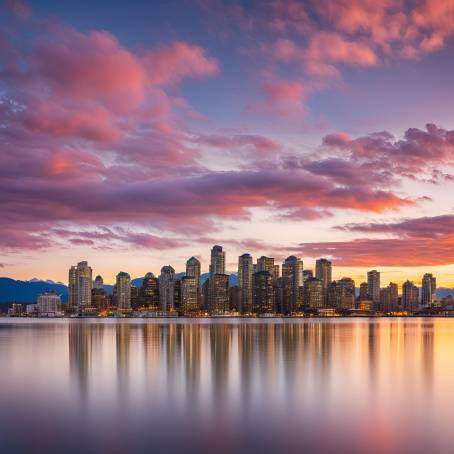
[2,1,454,286]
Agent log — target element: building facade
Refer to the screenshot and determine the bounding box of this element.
[68,261,92,312]
[159,266,176,312]
[238,253,253,314]
[367,270,381,308]
[282,256,304,314]
[116,271,131,311]
[252,271,274,314]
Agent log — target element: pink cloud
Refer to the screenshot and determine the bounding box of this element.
[295,214,454,266]
[144,41,220,86]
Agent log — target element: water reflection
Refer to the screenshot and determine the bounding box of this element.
[0,318,452,453]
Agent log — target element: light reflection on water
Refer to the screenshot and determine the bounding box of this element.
[0,318,452,453]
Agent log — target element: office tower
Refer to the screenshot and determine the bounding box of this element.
[257,256,276,277]
[139,272,160,310]
[316,258,332,305]
[130,285,140,310]
[403,280,419,312]
[380,282,399,312]
[68,261,92,311]
[252,271,274,314]
[159,266,175,312]
[282,256,304,314]
[186,256,201,282]
[304,277,323,309]
[186,256,201,308]
[37,291,61,315]
[91,287,109,312]
[174,279,182,313]
[209,245,225,277]
[273,264,280,279]
[338,277,355,297]
[359,282,369,300]
[229,285,240,312]
[238,253,253,314]
[93,275,104,290]
[116,272,131,311]
[421,273,436,307]
[367,270,381,307]
[208,273,229,314]
[181,276,198,315]
[328,280,355,310]
[303,269,313,282]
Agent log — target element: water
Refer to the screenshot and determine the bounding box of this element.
[0,318,452,453]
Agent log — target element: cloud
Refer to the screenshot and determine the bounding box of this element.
[322,123,454,180]
[295,214,454,266]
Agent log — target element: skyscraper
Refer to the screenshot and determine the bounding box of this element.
[359,282,369,300]
[403,280,419,312]
[367,270,381,307]
[209,245,225,277]
[181,276,198,315]
[116,271,131,311]
[93,275,104,290]
[304,277,323,309]
[316,258,332,305]
[282,256,304,314]
[380,282,399,312]
[208,273,229,314]
[68,261,92,312]
[238,253,253,314]
[183,256,201,315]
[252,271,274,314]
[421,273,436,307]
[159,266,175,312]
[328,280,355,310]
[186,256,201,283]
[256,256,277,277]
[139,272,160,310]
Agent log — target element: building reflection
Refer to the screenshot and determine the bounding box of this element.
[68,321,93,400]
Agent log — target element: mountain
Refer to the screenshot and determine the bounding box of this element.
[0,273,239,303]
[0,277,68,304]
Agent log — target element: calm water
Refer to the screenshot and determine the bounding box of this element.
[0,318,453,453]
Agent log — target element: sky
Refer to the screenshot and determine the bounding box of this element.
[2,0,454,286]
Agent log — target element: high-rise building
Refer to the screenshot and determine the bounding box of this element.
[159,266,175,312]
[208,274,229,314]
[130,285,140,310]
[37,291,61,315]
[186,257,201,282]
[327,280,355,310]
[316,258,332,305]
[68,261,92,311]
[181,276,198,315]
[304,277,323,309]
[403,280,419,312]
[116,272,131,311]
[93,275,104,290]
[303,270,313,282]
[209,245,225,277]
[421,273,436,307]
[139,272,160,310]
[91,287,110,312]
[256,256,277,278]
[238,253,253,314]
[380,282,399,312]
[367,270,381,307]
[282,256,304,314]
[252,271,274,314]
[359,282,369,300]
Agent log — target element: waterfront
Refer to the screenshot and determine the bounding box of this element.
[1,318,453,453]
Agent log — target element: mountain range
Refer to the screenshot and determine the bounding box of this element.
[0,273,239,303]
